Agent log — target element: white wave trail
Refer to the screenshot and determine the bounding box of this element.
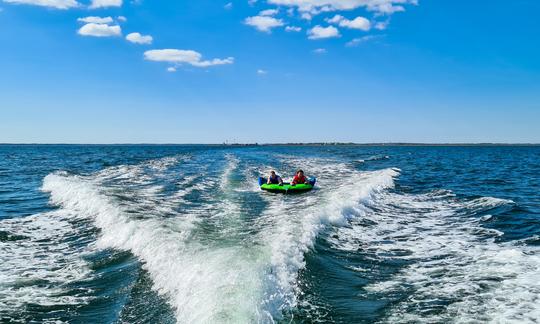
[41,171,268,323]
[258,167,400,318]
[329,190,540,323]
[0,154,191,314]
[0,212,93,312]
[36,152,401,323]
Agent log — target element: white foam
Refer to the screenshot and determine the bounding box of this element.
[0,155,193,317]
[32,153,401,323]
[328,188,539,323]
[39,155,274,323]
[255,159,400,318]
[364,155,390,161]
[9,151,531,323]
[0,211,94,311]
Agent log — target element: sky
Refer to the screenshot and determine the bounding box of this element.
[0,0,539,144]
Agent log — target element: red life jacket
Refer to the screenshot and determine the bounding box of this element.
[292,174,306,184]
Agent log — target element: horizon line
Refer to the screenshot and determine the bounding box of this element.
[1,142,540,146]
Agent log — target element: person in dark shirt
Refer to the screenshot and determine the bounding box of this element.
[267,171,283,185]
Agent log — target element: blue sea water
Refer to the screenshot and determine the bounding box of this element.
[0,145,539,323]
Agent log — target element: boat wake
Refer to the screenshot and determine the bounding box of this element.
[1,152,538,323]
[327,189,540,323]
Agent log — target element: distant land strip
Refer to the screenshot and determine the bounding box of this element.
[1,143,540,146]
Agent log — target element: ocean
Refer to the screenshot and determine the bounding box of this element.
[1,145,539,323]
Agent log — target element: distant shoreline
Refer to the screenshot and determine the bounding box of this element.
[1,143,540,147]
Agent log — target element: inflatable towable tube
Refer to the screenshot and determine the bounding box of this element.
[258,177,316,194]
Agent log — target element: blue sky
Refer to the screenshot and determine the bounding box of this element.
[0,0,539,143]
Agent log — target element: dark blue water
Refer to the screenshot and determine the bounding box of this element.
[1,145,539,323]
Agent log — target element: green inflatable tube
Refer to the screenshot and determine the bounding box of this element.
[258,177,316,194]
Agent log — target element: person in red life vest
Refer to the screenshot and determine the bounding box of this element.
[291,169,308,185]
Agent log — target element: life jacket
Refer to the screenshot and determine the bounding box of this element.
[269,175,280,184]
[292,174,306,184]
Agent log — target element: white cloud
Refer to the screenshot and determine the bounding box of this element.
[371,2,407,14]
[167,67,177,72]
[257,69,267,75]
[89,0,121,9]
[3,0,79,9]
[326,14,371,31]
[117,15,127,22]
[312,48,326,54]
[224,2,232,9]
[78,23,121,37]
[267,0,416,15]
[126,32,153,44]
[144,49,234,68]
[77,16,113,24]
[307,25,340,39]
[244,15,284,32]
[259,8,278,16]
[300,12,312,20]
[285,25,301,32]
[346,34,380,46]
[326,14,342,24]
[374,20,389,30]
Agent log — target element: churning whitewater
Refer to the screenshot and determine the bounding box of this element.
[1,145,539,323]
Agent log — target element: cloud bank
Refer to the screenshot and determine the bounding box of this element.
[3,0,78,9]
[89,0,121,9]
[77,16,113,24]
[126,32,153,44]
[245,15,284,32]
[327,14,371,31]
[308,25,340,39]
[267,0,417,15]
[78,23,121,37]
[144,49,234,68]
